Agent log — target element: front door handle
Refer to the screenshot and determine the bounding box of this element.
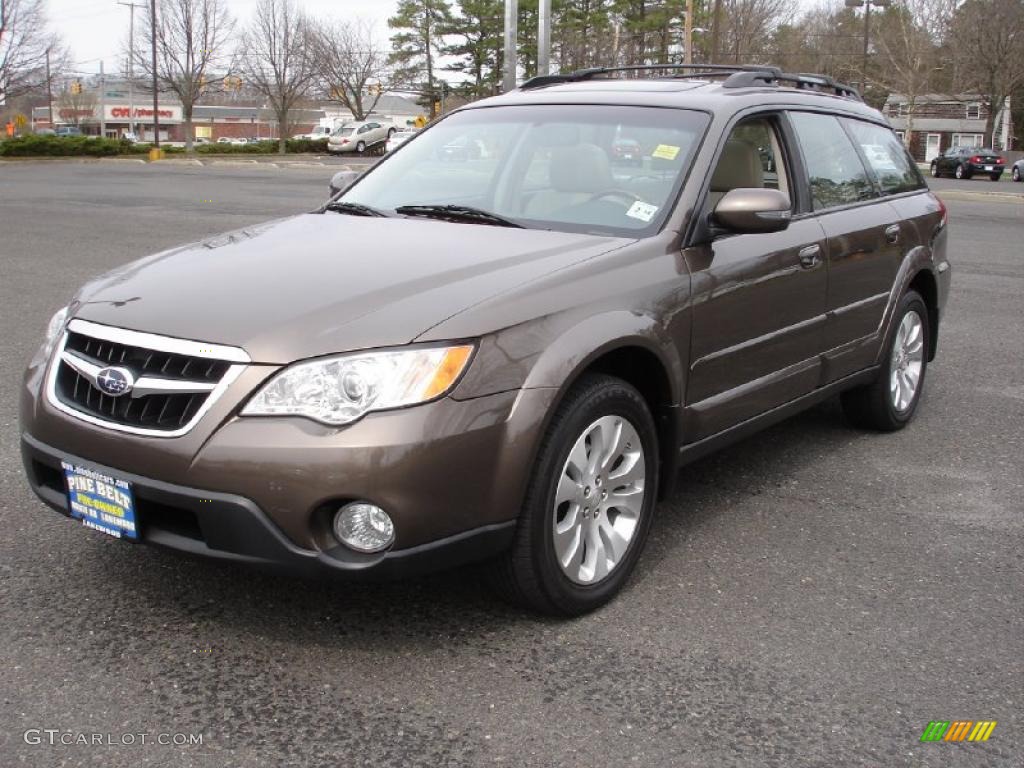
[885,224,901,244]
[798,243,822,269]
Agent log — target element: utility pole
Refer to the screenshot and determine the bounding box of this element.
[149,0,160,148]
[118,1,145,139]
[99,61,106,137]
[503,0,517,92]
[845,0,890,93]
[537,0,550,76]
[45,47,54,131]
[684,0,694,64]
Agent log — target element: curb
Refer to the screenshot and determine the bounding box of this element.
[935,189,1024,203]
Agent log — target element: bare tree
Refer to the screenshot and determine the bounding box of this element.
[0,0,66,104]
[873,0,953,146]
[310,19,390,121]
[950,0,1024,148]
[56,85,97,127]
[131,0,234,151]
[717,0,793,64]
[237,0,316,154]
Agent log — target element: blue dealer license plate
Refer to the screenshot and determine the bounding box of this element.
[62,461,138,540]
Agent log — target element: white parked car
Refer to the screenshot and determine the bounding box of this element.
[293,125,333,141]
[385,129,417,153]
[327,120,395,154]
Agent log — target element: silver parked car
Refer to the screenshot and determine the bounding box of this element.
[327,120,395,154]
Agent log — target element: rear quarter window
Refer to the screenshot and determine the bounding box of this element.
[843,119,926,194]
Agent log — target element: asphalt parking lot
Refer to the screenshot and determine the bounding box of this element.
[0,161,1021,767]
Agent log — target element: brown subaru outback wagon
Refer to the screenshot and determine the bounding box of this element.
[21,65,950,615]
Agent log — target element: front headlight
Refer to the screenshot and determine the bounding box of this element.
[241,344,474,426]
[41,306,69,359]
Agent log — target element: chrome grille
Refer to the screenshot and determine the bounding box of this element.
[47,319,249,437]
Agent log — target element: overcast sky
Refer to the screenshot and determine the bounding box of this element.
[47,0,397,76]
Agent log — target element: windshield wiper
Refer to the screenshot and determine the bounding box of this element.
[395,204,524,228]
[324,201,389,218]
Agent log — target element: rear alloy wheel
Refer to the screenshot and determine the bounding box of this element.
[489,374,658,615]
[841,290,929,431]
[356,140,366,154]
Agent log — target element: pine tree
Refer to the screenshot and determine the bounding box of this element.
[389,0,453,117]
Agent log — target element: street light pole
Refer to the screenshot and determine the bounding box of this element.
[537,0,550,76]
[118,1,145,139]
[503,0,517,92]
[684,0,694,64]
[150,0,160,148]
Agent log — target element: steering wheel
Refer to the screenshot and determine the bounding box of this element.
[587,189,644,205]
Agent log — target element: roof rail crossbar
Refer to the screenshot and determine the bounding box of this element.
[722,69,862,101]
[520,63,781,90]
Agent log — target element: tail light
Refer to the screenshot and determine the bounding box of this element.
[996,157,1004,164]
[934,194,947,228]
[970,155,983,163]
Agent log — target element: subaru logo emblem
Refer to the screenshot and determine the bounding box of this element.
[95,366,135,397]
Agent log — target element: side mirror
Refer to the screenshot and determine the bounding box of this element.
[712,188,792,234]
[329,170,362,198]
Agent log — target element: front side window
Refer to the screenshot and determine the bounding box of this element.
[789,111,876,210]
[708,116,791,208]
[340,104,710,236]
[843,119,925,194]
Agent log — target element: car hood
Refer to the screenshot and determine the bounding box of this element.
[72,213,631,363]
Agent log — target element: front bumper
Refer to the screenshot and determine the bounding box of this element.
[22,433,515,578]
[21,351,559,577]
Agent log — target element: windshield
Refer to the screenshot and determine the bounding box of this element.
[341,104,709,236]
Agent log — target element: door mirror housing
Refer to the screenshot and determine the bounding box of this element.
[712,188,792,234]
[329,170,362,198]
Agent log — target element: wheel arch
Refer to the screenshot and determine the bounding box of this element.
[908,268,939,361]
[519,313,685,500]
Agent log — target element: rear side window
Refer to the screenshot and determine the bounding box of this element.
[789,112,876,210]
[843,119,925,194]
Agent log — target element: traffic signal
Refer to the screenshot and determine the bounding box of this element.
[70,81,82,95]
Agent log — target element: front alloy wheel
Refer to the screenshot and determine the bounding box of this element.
[552,415,646,585]
[1013,166,1021,182]
[490,374,658,615]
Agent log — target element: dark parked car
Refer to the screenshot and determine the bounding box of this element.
[611,138,642,165]
[1011,158,1023,183]
[22,64,950,615]
[930,146,1005,180]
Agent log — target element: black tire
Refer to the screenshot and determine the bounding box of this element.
[489,374,659,616]
[955,164,970,179]
[1013,166,1021,182]
[990,173,1001,182]
[387,128,396,138]
[841,290,929,432]
[356,141,366,154]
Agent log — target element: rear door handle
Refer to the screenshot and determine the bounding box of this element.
[885,224,900,244]
[798,244,822,269]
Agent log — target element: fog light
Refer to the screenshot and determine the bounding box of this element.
[333,502,395,553]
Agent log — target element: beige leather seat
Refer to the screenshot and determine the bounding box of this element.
[523,143,613,218]
[708,139,764,207]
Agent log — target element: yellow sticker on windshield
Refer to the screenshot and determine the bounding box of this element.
[652,144,680,160]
